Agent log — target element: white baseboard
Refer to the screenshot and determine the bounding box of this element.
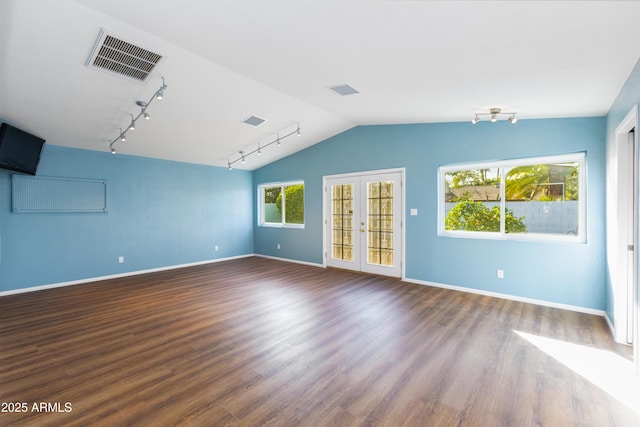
[604,312,619,341]
[1,255,607,321]
[254,254,325,269]
[402,276,606,317]
[0,254,254,297]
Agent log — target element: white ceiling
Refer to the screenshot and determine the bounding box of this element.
[1,0,640,170]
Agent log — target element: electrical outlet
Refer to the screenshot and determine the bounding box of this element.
[277,244,281,250]
[119,256,124,264]
[214,245,219,252]
[497,269,504,279]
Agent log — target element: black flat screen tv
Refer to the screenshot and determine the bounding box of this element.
[0,123,45,175]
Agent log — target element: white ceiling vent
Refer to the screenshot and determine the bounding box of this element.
[329,84,360,96]
[242,115,267,127]
[86,30,163,82]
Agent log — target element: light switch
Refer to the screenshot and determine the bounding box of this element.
[410,208,418,216]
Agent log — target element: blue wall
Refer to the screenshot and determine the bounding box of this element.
[0,144,254,292]
[254,117,606,310]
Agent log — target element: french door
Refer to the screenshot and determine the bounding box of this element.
[324,171,403,277]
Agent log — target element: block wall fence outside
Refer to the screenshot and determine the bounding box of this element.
[444,201,579,235]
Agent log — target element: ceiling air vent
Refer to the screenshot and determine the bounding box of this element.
[242,115,267,127]
[86,30,163,82]
[329,84,360,96]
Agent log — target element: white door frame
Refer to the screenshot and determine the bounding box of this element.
[609,105,639,375]
[323,168,406,278]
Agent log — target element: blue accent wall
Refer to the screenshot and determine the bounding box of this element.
[254,117,606,310]
[604,58,640,322]
[0,144,254,292]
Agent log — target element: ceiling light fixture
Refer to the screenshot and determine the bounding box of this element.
[227,123,302,170]
[109,77,167,154]
[471,107,518,125]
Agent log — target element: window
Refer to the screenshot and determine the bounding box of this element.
[439,153,586,242]
[259,181,304,227]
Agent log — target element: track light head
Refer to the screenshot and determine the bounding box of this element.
[226,123,301,167]
[472,107,517,124]
[109,80,167,154]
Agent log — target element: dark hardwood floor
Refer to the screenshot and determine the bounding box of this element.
[0,257,637,426]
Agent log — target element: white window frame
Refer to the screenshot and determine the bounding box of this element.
[258,181,305,228]
[438,152,587,243]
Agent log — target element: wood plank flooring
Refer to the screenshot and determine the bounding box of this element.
[0,256,637,426]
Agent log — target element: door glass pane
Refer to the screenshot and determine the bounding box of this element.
[331,184,353,261]
[367,181,394,266]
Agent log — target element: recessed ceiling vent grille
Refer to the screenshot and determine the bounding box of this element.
[87,30,163,82]
[242,115,267,127]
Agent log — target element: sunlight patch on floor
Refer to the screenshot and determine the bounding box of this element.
[515,330,640,414]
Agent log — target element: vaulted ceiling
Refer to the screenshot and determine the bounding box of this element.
[2,0,640,170]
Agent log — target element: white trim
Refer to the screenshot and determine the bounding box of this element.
[254,254,325,268]
[615,104,638,135]
[438,152,587,243]
[2,254,604,320]
[0,254,254,297]
[403,276,606,317]
[257,180,305,228]
[608,104,639,346]
[604,312,622,343]
[322,167,406,278]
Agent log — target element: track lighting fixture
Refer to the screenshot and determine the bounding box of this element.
[108,77,167,154]
[227,123,302,170]
[471,107,518,124]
